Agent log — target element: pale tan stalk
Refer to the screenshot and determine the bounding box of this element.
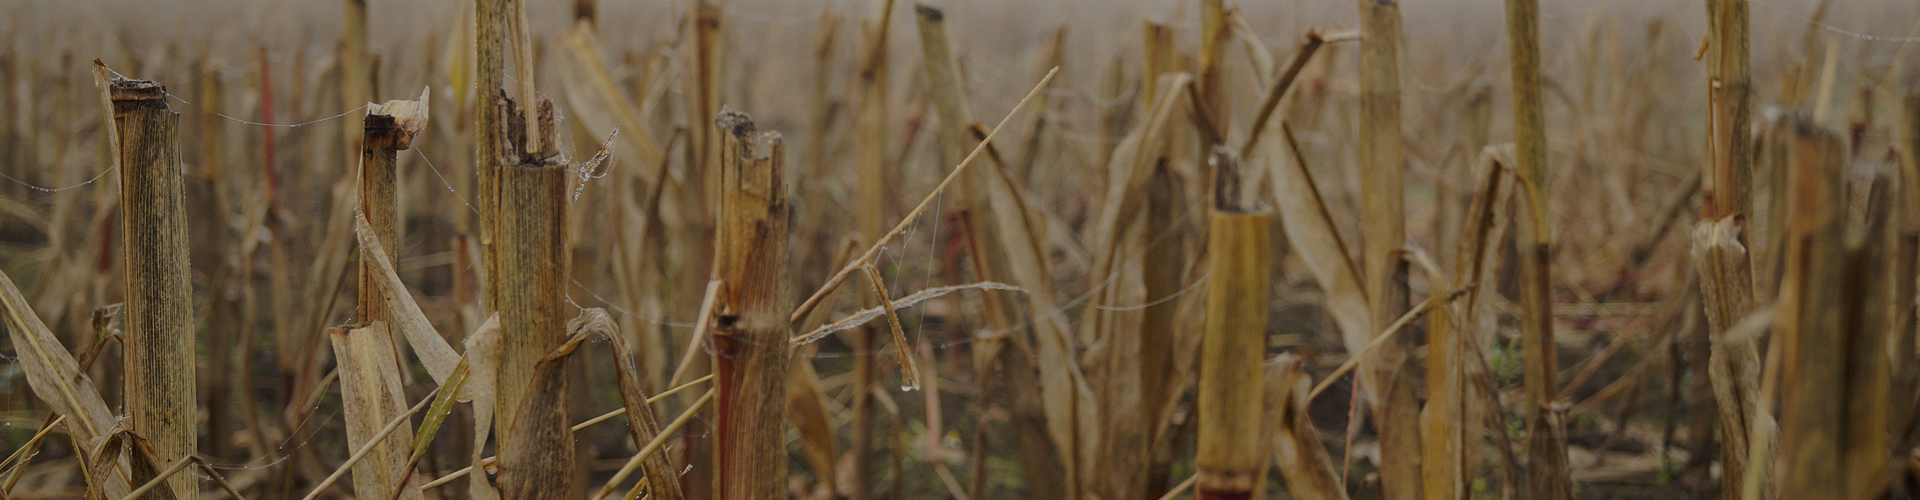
[710,111,790,500]
[915,6,1076,497]
[1706,0,1753,219]
[1692,218,1769,498]
[851,3,896,494]
[1775,118,1847,497]
[1838,181,1894,500]
[343,0,371,170]
[1195,148,1270,500]
[358,90,430,326]
[1133,165,1184,500]
[491,96,569,448]
[1422,149,1512,499]
[1892,91,1920,446]
[1355,2,1421,496]
[112,76,197,500]
[1503,0,1568,494]
[687,1,723,209]
[476,0,506,308]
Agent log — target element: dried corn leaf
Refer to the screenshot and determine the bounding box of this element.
[1084,72,1192,346]
[0,269,128,498]
[566,24,662,162]
[1261,122,1369,356]
[1265,355,1347,500]
[497,330,580,500]
[354,210,463,384]
[1066,73,1194,493]
[572,308,683,500]
[558,24,665,184]
[1227,9,1276,89]
[90,426,177,500]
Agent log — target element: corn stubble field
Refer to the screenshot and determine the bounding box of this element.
[1,0,1918,498]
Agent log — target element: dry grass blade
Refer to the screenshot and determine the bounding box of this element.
[354,210,462,384]
[790,67,1058,327]
[607,389,716,500]
[1155,474,1199,500]
[389,358,471,500]
[329,322,425,500]
[568,374,715,432]
[1227,8,1276,86]
[193,459,248,500]
[1309,292,1454,401]
[0,415,64,473]
[424,375,713,493]
[859,265,920,390]
[0,270,125,497]
[792,281,1024,343]
[1267,355,1348,500]
[300,386,438,500]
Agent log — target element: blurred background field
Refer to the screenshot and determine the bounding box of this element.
[1,0,1919,498]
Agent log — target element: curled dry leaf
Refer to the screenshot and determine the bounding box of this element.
[571,308,683,500]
